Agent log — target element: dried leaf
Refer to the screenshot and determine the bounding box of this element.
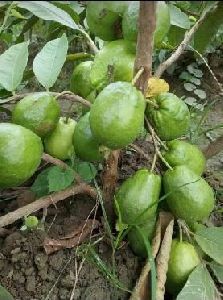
[130,212,174,300]
[156,219,174,300]
[44,219,100,255]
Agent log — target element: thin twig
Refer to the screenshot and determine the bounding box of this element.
[188,45,223,93]
[145,119,168,151]
[132,67,144,86]
[151,153,157,173]
[0,183,97,228]
[129,143,151,162]
[145,118,173,170]
[154,4,217,78]
[78,25,99,54]
[1,91,91,107]
[42,153,68,170]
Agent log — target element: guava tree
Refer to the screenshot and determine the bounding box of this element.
[0,1,222,300]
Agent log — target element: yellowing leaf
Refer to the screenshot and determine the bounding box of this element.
[146,77,169,98]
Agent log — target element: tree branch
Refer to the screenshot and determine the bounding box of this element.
[1,91,91,107]
[101,2,157,225]
[154,6,215,78]
[0,183,97,228]
[134,1,156,94]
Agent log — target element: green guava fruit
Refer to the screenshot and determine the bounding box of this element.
[70,61,94,98]
[44,117,76,161]
[163,165,215,223]
[127,216,157,258]
[90,39,135,91]
[0,123,43,188]
[73,112,103,162]
[12,92,60,138]
[163,140,206,176]
[145,92,190,141]
[166,239,200,295]
[86,1,128,41]
[122,1,170,47]
[115,169,161,225]
[89,81,145,150]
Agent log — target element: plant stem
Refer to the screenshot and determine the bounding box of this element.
[66,52,94,62]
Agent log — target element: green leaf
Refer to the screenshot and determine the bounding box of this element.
[48,166,75,192]
[169,4,190,29]
[74,162,97,183]
[189,77,201,85]
[52,1,80,23]
[187,65,203,78]
[177,264,217,300]
[195,227,223,265]
[209,261,223,283]
[179,71,193,81]
[0,284,14,300]
[193,89,206,99]
[10,8,27,19]
[33,34,68,89]
[184,97,197,106]
[193,2,223,54]
[168,25,186,47]
[184,82,196,91]
[31,168,51,198]
[0,41,29,92]
[17,1,78,30]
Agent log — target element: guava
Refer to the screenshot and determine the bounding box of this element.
[163,140,206,176]
[12,92,60,138]
[115,169,161,225]
[127,216,157,258]
[163,165,215,223]
[44,117,76,161]
[90,39,136,91]
[166,239,200,295]
[86,1,128,41]
[89,81,145,150]
[0,123,43,188]
[73,112,103,162]
[145,92,190,141]
[70,61,94,98]
[122,1,170,47]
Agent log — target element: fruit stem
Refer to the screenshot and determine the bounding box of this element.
[145,99,159,109]
[66,52,94,62]
[177,220,183,243]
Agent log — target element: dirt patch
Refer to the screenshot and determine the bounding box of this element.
[0,195,141,300]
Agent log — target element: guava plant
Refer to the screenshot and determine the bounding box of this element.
[0,2,222,300]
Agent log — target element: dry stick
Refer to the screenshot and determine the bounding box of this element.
[2,91,91,107]
[0,183,97,228]
[145,117,173,170]
[154,5,214,78]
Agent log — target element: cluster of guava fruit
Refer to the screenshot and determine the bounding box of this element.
[0,3,215,296]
